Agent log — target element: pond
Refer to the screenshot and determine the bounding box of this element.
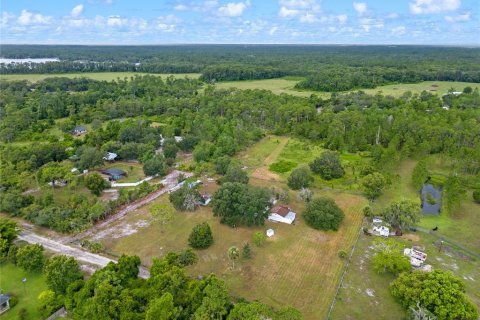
[421,182,442,215]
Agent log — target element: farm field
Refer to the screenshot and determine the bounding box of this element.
[0,72,201,82]
[215,78,480,98]
[93,135,367,319]
[0,263,48,320]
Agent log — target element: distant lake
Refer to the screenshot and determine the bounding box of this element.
[0,58,60,64]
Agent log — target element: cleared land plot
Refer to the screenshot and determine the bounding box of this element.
[331,231,480,319]
[215,78,323,97]
[102,161,146,183]
[0,263,48,320]
[94,136,367,319]
[215,78,480,98]
[0,72,201,82]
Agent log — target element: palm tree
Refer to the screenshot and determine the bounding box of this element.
[227,246,240,269]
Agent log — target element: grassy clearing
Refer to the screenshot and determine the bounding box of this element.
[0,263,47,320]
[102,161,145,183]
[0,72,201,83]
[97,136,367,318]
[356,81,480,97]
[214,78,324,98]
[331,230,480,319]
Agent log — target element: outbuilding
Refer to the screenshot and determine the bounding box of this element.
[268,205,296,224]
[72,125,87,136]
[266,229,275,237]
[0,294,11,314]
[102,168,127,181]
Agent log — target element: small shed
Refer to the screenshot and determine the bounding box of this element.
[266,229,274,237]
[372,225,389,237]
[0,294,11,314]
[268,205,296,224]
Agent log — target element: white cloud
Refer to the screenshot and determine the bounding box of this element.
[269,26,278,35]
[300,12,317,23]
[409,0,460,14]
[337,14,348,24]
[217,1,250,17]
[107,15,127,27]
[353,2,367,16]
[386,12,399,19]
[18,10,52,25]
[174,4,189,11]
[71,4,84,17]
[1,11,15,27]
[279,6,299,18]
[445,12,470,22]
[360,18,384,32]
[391,25,406,35]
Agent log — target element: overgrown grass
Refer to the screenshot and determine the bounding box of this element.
[268,160,297,173]
[0,263,48,320]
[0,72,201,83]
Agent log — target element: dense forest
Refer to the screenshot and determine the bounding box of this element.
[1,75,479,232]
[2,45,480,90]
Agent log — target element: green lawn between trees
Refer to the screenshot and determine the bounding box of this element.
[0,263,47,320]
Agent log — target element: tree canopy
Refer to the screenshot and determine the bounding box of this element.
[303,197,345,231]
[309,151,345,180]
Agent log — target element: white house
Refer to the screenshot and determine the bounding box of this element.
[266,229,275,237]
[72,125,87,136]
[268,205,296,224]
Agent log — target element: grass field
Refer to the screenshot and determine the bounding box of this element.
[95,135,367,319]
[0,72,201,82]
[215,78,480,98]
[0,263,47,320]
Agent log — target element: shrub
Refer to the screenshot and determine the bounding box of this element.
[242,243,252,259]
[309,151,344,180]
[287,167,313,190]
[473,190,480,204]
[253,232,266,247]
[177,249,198,266]
[143,156,167,176]
[363,206,373,218]
[303,197,345,231]
[9,295,18,308]
[85,173,110,196]
[16,244,45,272]
[426,192,436,205]
[188,223,213,249]
[361,172,387,199]
[338,250,348,259]
[269,160,297,173]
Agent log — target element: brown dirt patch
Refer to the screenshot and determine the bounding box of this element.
[401,233,421,242]
[251,167,282,181]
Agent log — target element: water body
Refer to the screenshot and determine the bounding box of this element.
[0,58,60,64]
[421,183,442,215]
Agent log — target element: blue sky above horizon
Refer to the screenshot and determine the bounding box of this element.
[1,0,479,45]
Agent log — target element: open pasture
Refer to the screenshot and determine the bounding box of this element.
[0,72,201,82]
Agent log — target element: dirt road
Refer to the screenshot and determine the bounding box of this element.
[65,170,192,244]
[18,231,150,278]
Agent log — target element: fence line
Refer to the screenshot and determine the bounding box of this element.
[326,219,365,319]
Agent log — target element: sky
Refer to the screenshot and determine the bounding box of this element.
[1,0,479,45]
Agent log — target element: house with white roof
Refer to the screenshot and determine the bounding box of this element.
[268,205,296,224]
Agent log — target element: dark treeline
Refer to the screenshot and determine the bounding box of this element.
[1,76,480,232]
[2,45,480,90]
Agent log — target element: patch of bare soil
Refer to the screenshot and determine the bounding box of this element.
[251,167,282,181]
[401,233,420,242]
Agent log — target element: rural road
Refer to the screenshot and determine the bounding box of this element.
[16,170,193,279]
[65,170,192,244]
[18,231,150,279]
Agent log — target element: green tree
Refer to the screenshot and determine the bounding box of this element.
[371,238,410,275]
[169,186,201,211]
[253,231,266,247]
[212,182,271,227]
[382,199,420,232]
[188,222,213,249]
[143,156,167,176]
[303,197,345,231]
[16,244,45,272]
[242,243,252,259]
[390,270,478,320]
[287,166,313,190]
[222,163,249,184]
[85,173,110,196]
[362,172,387,199]
[43,255,83,294]
[194,276,230,320]
[163,142,178,160]
[443,175,466,214]
[473,190,480,204]
[309,151,344,180]
[37,290,63,319]
[412,160,429,190]
[38,162,72,187]
[214,156,231,175]
[297,187,313,203]
[146,293,177,320]
[0,218,18,259]
[76,146,104,170]
[228,246,240,269]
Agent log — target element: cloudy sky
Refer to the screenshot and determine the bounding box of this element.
[1,0,479,45]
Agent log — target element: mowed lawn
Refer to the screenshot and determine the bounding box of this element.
[98,136,367,319]
[0,263,47,320]
[0,72,201,82]
[102,161,146,183]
